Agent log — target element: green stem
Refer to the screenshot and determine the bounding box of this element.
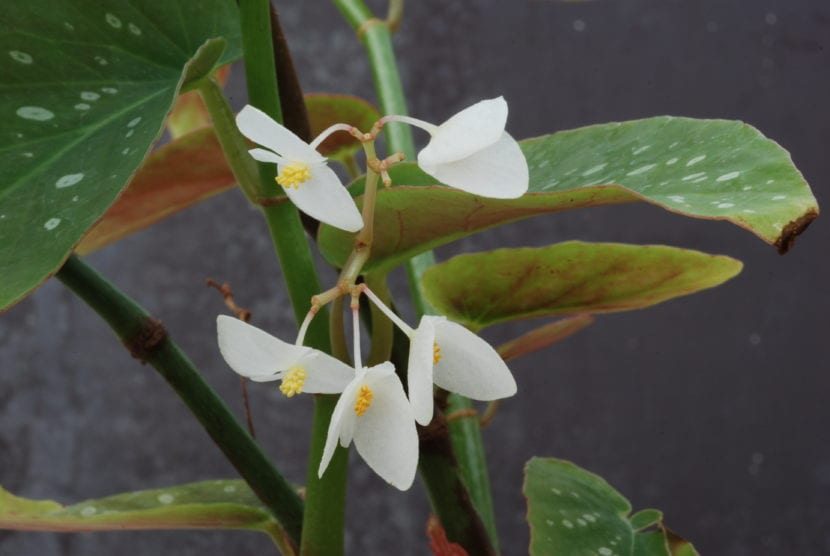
[197,78,265,202]
[364,273,393,365]
[237,2,346,553]
[333,2,498,551]
[56,255,303,549]
[446,395,499,551]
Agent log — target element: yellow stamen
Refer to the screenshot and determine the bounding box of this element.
[354,385,373,416]
[433,341,442,365]
[279,366,307,397]
[276,162,312,189]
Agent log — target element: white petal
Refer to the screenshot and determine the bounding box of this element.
[296,351,354,394]
[248,148,286,165]
[432,319,517,400]
[282,163,363,232]
[418,97,507,166]
[216,315,309,381]
[419,132,528,199]
[407,317,437,425]
[236,105,324,164]
[353,366,418,490]
[318,376,360,478]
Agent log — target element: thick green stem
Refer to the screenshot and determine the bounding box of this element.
[237,2,346,553]
[334,0,498,554]
[197,78,264,202]
[446,395,499,551]
[56,255,303,549]
[365,273,393,365]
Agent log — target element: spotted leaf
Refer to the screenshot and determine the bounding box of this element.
[0,480,293,552]
[317,117,818,273]
[524,457,698,556]
[0,0,242,310]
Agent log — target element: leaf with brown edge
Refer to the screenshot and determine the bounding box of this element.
[76,128,234,254]
[167,64,232,139]
[421,242,743,330]
[305,93,380,160]
[498,315,594,360]
[317,116,819,273]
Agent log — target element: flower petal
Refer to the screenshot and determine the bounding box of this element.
[236,105,324,164]
[296,351,355,394]
[318,375,361,478]
[408,317,437,425]
[248,148,286,165]
[418,97,507,167]
[216,315,309,381]
[432,319,517,400]
[282,163,363,232]
[419,132,528,199]
[353,364,419,490]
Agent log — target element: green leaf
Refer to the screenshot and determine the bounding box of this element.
[0,480,292,551]
[421,242,742,330]
[524,457,696,556]
[0,0,242,310]
[317,117,818,273]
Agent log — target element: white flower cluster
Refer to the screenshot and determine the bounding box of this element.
[235,96,529,231]
[218,97,526,490]
[217,288,516,490]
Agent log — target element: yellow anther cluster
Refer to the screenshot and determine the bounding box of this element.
[276,162,311,189]
[433,341,443,365]
[354,385,374,416]
[279,366,307,397]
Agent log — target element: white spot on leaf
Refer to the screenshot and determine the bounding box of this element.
[56,173,84,188]
[80,506,96,517]
[101,87,118,94]
[128,23,142,35]
[772,194,787,200]
[632,145,651,155]
[682,172,706,181]
[223,485,237,493]
[582,163,607,177]
[562,520,574,529]
[44,218,61,230]
[716,171,741,182]
[74,103,90,111]
[94,56,108,66]
[9,50,33,64]
[717,202,735,208]
[666,157,679,165]
[626,164,656,176]
[599,548,613,556]
[17,106,54,121]
[105,13,122,29]
[127,117,142,127]
[686,155,706,166]
[157,493,175,504]
[81,91,101,101]
[126,129,134,138]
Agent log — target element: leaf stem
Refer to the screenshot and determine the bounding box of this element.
[55,255,303,549]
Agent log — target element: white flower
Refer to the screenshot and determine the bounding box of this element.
[407,316,517,425]
[387,97,528,199]
[216,315,354,396]
[319,362,418,490]
[236,105,364,232]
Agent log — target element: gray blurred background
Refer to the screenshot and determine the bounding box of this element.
[2,0,829,554]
